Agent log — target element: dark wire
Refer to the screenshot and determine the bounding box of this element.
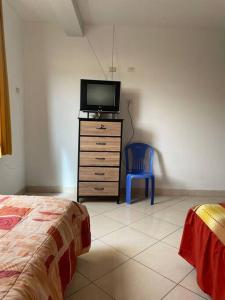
[86,35,108,80]
[127,99,134,145]
[122,99,134,167]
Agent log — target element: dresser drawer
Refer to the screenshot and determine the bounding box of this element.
[79,167,119,181]
[80,137,121,152]
[79,182,119,196]
[80,152,120,166]
[80,121,121,136]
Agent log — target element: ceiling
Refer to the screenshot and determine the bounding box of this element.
[7,0,57,23]
[8,0,225,30]
[7,0,83,36]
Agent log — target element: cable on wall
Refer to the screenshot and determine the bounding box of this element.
[121,99,135,167]
[114,26,121,81]
[111,24,115,80]
[86,34,108,80]
[127,99,134,145]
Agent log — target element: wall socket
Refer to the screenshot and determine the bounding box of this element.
[109,66,117,72]
[127,67,135,72]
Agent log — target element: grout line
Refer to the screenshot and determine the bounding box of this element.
[160,268,209,300]
[92,281,116,299]
[178,284,210,300]
[77,253,132,282]
[99,233,159,259]
[65,282,93,299]
[130,257,178,285]
[92,223,127,239]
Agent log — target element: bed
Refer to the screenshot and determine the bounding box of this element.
[179,203,225,300]
[0,195,91,300]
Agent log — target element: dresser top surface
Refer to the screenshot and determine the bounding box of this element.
[79,118,123,122]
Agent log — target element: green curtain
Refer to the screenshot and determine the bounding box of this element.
[0,0,12,156]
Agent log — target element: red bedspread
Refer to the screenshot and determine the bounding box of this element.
[179,203,225,300]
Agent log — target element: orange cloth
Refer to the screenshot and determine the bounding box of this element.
[179,203,225,300]
[0,0,12,156]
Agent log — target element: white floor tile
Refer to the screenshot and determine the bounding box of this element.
[91,214,124,238]
[103,206,146,225]
[180,270,211,299]
[100,227,157,257]
[154,196,180,204]
[163,285,206,300]
[84,207,99,217]
[77,240,128,281]
[173,197,220,213]
[125,197,181,214]
[66,284,112,300]
[135,242,193,283]
[171,199,202,212]
[130,215,180,239]
[145,201,180,215]
[83,201,119,214]
[151,207,187,226]
[95,260,175,300]
[162,228,184,249]
[64,272,90,297]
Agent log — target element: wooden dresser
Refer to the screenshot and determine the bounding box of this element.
[77,118,123,203]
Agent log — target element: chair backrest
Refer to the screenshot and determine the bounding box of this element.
[125,143,154,174]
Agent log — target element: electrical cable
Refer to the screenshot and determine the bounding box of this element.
[111,24,115,80]
[127,99,134,144]
[86,35,108,80]
[121,99,134,167]
[114,26,121,80]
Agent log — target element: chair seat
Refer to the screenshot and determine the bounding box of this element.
[126,172,154,179]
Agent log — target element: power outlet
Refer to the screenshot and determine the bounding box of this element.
[127,67,135,72]
[109,66,117,73]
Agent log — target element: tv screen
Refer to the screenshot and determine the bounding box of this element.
[80,79,121,112]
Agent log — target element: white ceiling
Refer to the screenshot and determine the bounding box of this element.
[8,0,225,29]
[77,0,225,29]
[7,0,57,22]
[7,0,83,36]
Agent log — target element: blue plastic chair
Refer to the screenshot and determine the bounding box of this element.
[125,143,155,205]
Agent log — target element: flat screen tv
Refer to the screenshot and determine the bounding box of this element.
[80,79,121,112]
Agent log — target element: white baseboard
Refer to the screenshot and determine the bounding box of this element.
[26,186,75,194]
[24,186,225,198]
[121,187,225,198]
[156,188,225,197]
[15,187,26,195]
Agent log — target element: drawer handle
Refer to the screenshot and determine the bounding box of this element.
[96,142,106,145]
[96,125,106,130]
[96,157,105,160]
[95,172,105,176]
[94,187,104,191]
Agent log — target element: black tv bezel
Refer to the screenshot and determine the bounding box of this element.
[80,79,121,113]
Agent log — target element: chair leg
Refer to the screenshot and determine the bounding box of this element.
[145,178,149,197]
[150,176,155,205]
[126,177,132,204]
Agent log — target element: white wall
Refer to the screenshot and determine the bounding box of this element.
[24,23,225,191]
[0,1,25,194]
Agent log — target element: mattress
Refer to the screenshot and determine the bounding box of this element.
[179,203,225,300]
[0,195,91,300]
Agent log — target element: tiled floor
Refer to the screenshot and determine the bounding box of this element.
[59,194,215,300]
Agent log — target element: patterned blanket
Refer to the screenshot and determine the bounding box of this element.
[0,195,91,300]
